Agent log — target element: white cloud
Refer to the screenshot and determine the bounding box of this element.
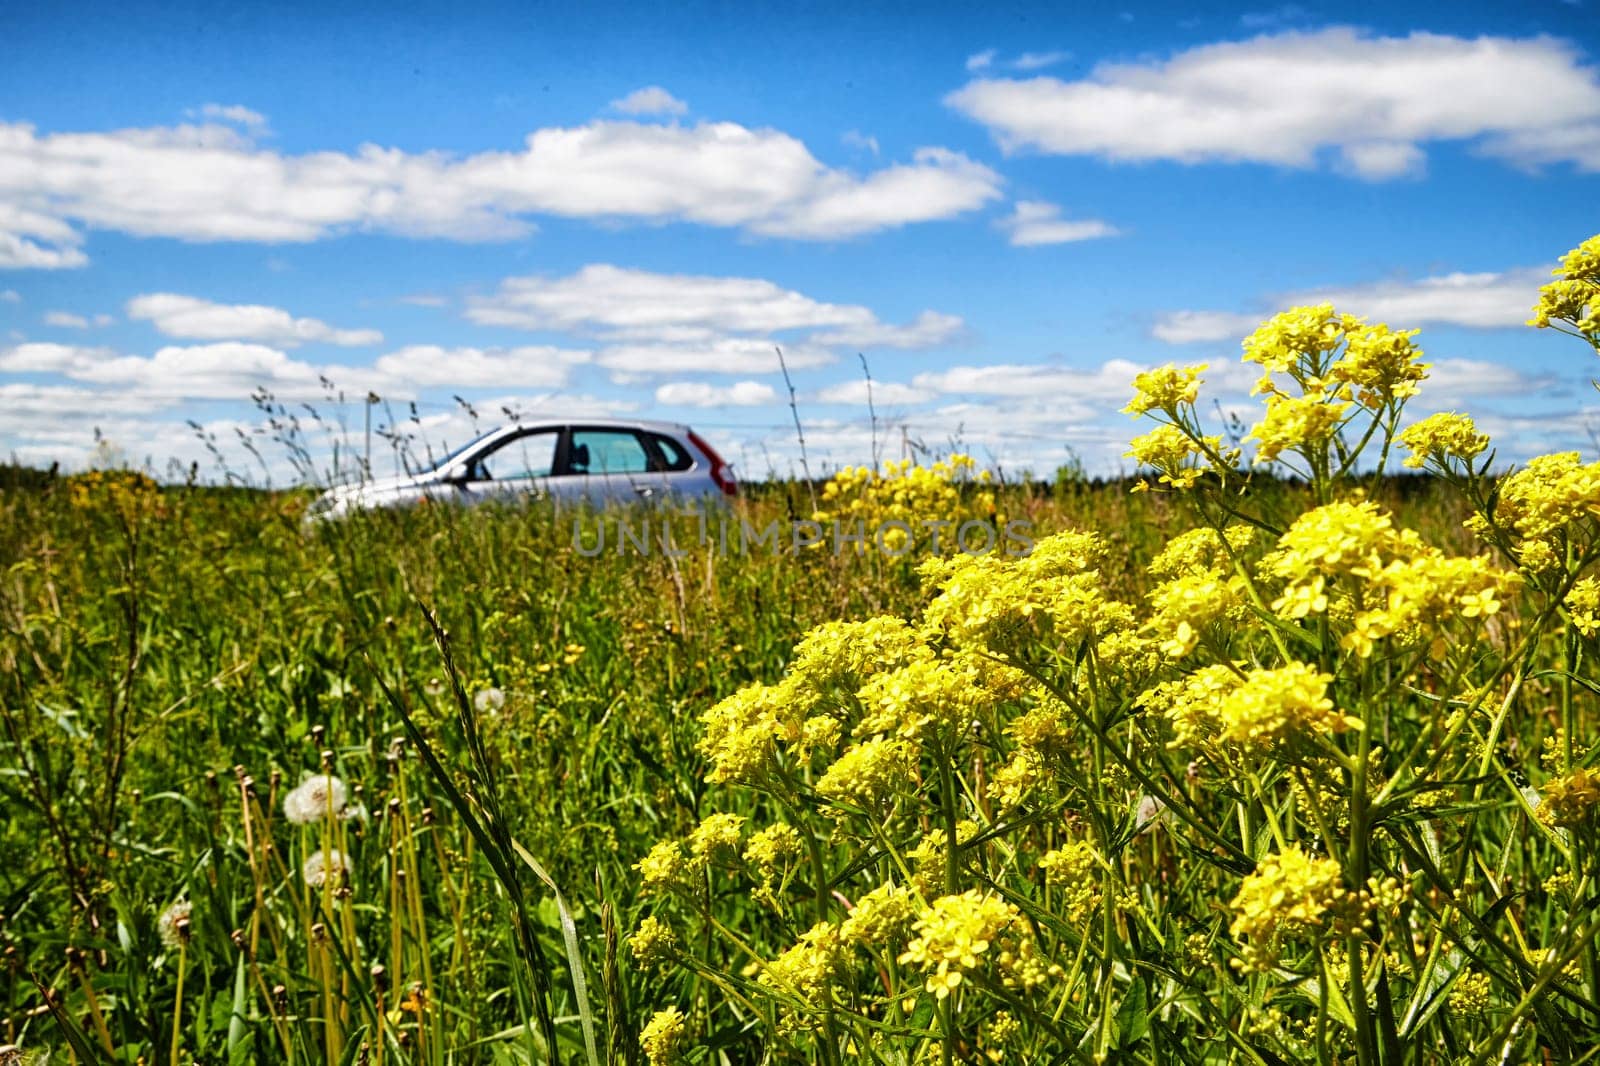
[966,49,998,72]
[1013,51,1070,71]
[127,293,383,346]
[1424,358,1558,402]
[598,337,834,377]
[1151,309,1265,343]
[1307,268,1551,329]
[947,29,1600,178]
[814,379,937,405]
[842,130,880,155]
[189,104,269,130]
[814,310,964,349]
[0,203,88,269]
[373,345,589,388]
[0,341,115,372]
[998,201,1119,246]
[0,289,19,303]
[44,311,89,329]
[654,380,776,407]
[610,86,689,116]
[1155,266,1554,342]
[469,264,958,351]
[0,113,1001,263]
[912,359,1151,400]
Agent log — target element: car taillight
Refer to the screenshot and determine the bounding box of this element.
[687,430,738,496]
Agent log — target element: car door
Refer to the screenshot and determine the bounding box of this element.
[453,427,560,505]
[549,427,667,506]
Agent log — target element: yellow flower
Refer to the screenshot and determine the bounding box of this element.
[1398,412,1489,470]
[816,737,919,808]
[840,883,918,946]
[1214,662,1360,751]
[899,890,1020,999]
[1247,393,1350,465]
[640,1006,691,1066]
[1228,845,1350,970]
[629,916,678,968]
[1124,363,1206,416]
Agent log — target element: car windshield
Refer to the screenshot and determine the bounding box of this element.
[427,434,488,473]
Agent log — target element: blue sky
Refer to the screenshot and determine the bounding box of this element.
[2,1,1598,481]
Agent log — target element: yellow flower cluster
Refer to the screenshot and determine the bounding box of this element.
[815,737,919,808]
[1398,412,1490,470]
[812,454,995,553]
[839,883,918,946]
[1535,768,1600,830]
[1124,363,1206,416]
[757,921,846,1003]
[921,530,1130,650]
[1529,234,1600,343]
[630,916,678,968]
[1228,845,1350,970]
[1483,452,1600,558]
[1149,525,1257,579]
[67,468,167,522]
[1125,424,1224,490]
[1566,578,1600,637]
[1147,566,1247,658]
[1248,394,1350,465]
[1037,841,1102,924]
[898,890,1021,999]
[1214,663,1359,750]
[640,1006,690,1066]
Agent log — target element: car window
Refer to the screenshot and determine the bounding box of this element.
[476,430,558,481]
[567,430,651,475]
[650,433,694,472]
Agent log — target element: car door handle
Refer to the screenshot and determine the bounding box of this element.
[634,486,655,497]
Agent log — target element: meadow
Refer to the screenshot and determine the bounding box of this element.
[1,233,1598,1065]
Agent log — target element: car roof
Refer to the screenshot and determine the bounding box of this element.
[482,418,692,436]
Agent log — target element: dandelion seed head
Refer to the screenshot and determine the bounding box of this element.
[283,773,348,824]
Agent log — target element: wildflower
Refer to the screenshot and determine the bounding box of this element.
[816,737,919,809]
[1534,768,1600,830]
[756,921,845,1001]
[283,773,349,825]
[1138,662,1241,747]
[697,683,791,785]
[1398,412,1489,470]
[743,823,804,876]
[1491,452,1600,546]
[629,916,678,968]
[1529,233,1599,340]
[1148,525,1256,579]
[301,849,351,889]
[158,900,193,949]
[634,840,692,892]
[840,883,918,946]
[1247,393,1349,465]
[1037,842,1102,923]
[473,687,506,713]
[855,656,988,739]
[1448,971,1491,1017]
[688,813,744,863]
[1242,305,1353,372]
[1147,567,1242,657]
[1125,424,1220,489]
[1123,363,1206,416]
[986,750,1043,811]
[1326,322,1427,409]
[1228,845,1349,971]
[1567,578,1600,637]
[1215,662,1360,751]
[639,1005,691,1066]
[899,890,1020,999]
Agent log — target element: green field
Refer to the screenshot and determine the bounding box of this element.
[6,250,1600,1065]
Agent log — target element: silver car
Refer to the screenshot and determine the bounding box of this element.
[307,419,738,520]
